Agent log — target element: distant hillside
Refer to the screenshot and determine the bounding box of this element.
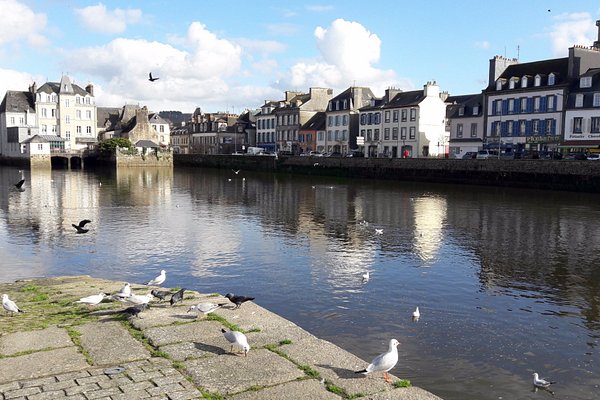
[159,111,192,127]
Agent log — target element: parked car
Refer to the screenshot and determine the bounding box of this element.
[326,152,342,157]
[587,153,600,160]
[346,150,365,158]
[461,152,477,159]
[476,150,498,159]
[565,152,587,160]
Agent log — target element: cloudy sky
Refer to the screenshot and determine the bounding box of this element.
[1,0,599,114]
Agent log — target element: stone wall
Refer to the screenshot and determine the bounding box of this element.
[29,154,51,169]
[115,150,173,167]
[174,154,600,192]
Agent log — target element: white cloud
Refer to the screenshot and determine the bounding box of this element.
[0,68,43,100]
[549,12,597,56]
[75,3,142,34]
[0,0,48,47]
[278,19,404,96]
[306,5,334,12]
[475,40,490,49]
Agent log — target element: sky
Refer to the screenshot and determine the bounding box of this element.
[1,0,599,115]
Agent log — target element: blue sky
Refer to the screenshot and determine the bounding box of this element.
[1,0,599,113]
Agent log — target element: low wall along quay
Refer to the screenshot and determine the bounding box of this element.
[174,154,600,193]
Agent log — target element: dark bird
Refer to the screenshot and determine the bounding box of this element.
[15,179,25,192]
[225,293,255,309]
[170,288,185,306]
[72,219,92,234]
[150,289,171,302]
[148,72,160,82]
[121,303,148,318]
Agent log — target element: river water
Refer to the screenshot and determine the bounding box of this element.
[1,165,599,399]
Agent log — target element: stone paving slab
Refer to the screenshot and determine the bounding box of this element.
[143,320,223,347]
[76,321,151,365]
[366,387,444,399]
[184,348,304,395]
[0,347,88,383]
[159,337,227,361]
[229,379,341,400]
[0,327,73,356]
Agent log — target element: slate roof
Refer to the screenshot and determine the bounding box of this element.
[484,57,569,92]
[135,139,159,148]
[37,81,90,97]
[566,68,600,108]
[0,90,35,113]
[446,93,483,119]
[149,113,169,125]
[301,112,326,130]
[97,107,121,130]
[22,135,66,143]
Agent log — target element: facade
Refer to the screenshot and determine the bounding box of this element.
[446,93,484,158]
[148,113,171,147]
[170,126,190,154]
[255,101,278,153]
[299,112,325,154]
[0,89,37,157]
[563,67,600,152]
[189,111,242,154]
[323,87,376,155]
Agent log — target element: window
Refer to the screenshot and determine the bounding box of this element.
[400,127,407,139]
[575,94,584,108]
[385,111,390,123]
[534,75,541,87]
[76,110,81,119]
[51,125,56,133]
[580,76,592,88]
[457,123,463,138]
[392,127,398,140]
[335,115,340,126]
[509,78,516,89]
[400,109,406,122]
[160,125,164,132]
[532,119,540,134]
[520,98,527,113]
[86,126,92,134]
[41,124,47,133]
[341,130,347,140]
[384,128,390,140]
[507,120,514,135]
[470,123,477,137]
[573,117,583,133]
[366,129,372,141]
[86,110,92,119]
[548,73,555,85]
[65,99,70,107]
[38,144,43,151]
[65,115,70,124]
[473,105,479,115]
[519,120,526,135]
[496,80,503,90]
[51,109,56,117]
[508,99,514,113]
[534,97,540,112]
[65,131,70,140]
[547,95,555,111]
[591,117,600,133]
[42,108,47,117]
[360,114,366,125]
[409,127,416,139]
[521,76,528,88]
[374,129,380,140]
[495,99,502,115]
[458,107,464,116]
[342,115,348,125]
[374,113,381,124]
[409,108,416,121]
[328,116,334,126]
[76,126,82,134]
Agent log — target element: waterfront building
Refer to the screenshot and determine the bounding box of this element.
[148,112,171,147]
[299,112,325,154]
[446,93,484,158]
[189,110,241,154]
[323,87,376,155]
[563,67,600,152]
[170,125,190,154]
[255,101,278,153]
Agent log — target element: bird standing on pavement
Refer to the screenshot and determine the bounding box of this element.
[121,303,148,318]
[221,328,250,356]
[355,339,400,383]
[14,179,25,192]
[170,288,185,306]
[75,293,107,306]
[3,294,24,315]
[225,293,255,309]
[122,293,153,306]
[188,302,226,318]
[72,219,92,234]
[147,270,166,286]
[150,289,171,302]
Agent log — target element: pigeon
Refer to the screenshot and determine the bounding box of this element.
[72,219,92,234]
[14,179,25,192]
[221,328,250,357]
[232,169,241,174]
[412,307,420,321]
[362,271,370,282]
[122,293,153,306]
[150,289,172,302]
[355,339,400,383]
[75,293,107,306]
[533,372,555,389]
[147,270,166,286]
[121,303,148,318]
[170,288,185,306]
[225,293,255,309]
[2,294,24,315]
[188,302,226,317]
[148,72,159,82]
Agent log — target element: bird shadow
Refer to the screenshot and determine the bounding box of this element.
[193,342,226,355]
[315,364,356,379]
[173,314,196,320]
[532,385,555,396]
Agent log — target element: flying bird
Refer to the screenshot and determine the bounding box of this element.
[14,179,25,192]
[221,328,250,357]
[412,307,420,321]
[188,302,226,318]
[225,293,255,309]
[355,339,400,383]
[148,72,159,82]
[75,293,107,306]
[375,229,383,235]
[72,219,92,234]
[170,288,185,306]
[150,289,172,302]
[147,270,166,286]
[533,372,555,389]
[3,294,24,315]
[232,169,241,174]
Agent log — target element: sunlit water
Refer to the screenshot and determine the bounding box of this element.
[1,165,599,400]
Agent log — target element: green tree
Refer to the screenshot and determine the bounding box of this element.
[98,138,133,155]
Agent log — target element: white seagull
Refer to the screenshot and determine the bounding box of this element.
[75,293,107,306]
[123,293,154,306]
[375,229,383,235]
[112,283,132,300]
[3,294,24,315]
[232,169,241,174]
[188,302,226,318]
[147,270,166,286]
[412,307,420,321]
[221,328,250,357]
[355,339,400,383]
[533,372,555,389]
[362,271,370,282]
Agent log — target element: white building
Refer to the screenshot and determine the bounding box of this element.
[563,68,600,152]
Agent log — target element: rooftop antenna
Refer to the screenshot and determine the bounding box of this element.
[517,45,520,60]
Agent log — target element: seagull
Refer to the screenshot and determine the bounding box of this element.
[313,162,319,167]
[112,283,132,300]
[72,219,92,234]
[362,271,370,282]
[121,303,148,318]
[122,293,153,306]
[533,372,555,389]
[3,294,24,315]
[355,339,400,383]
[75,293,107,306]
[14,179,25,192]
[150,289,172,302]
[221,328,250,357]
[188,302,227,317]
[225,293,255,309]
[147,270,166,286]
[170,288,185,306]
[412,307,420,321]
[148,72,159,82]
[375,229,383,235]
[232,169,241,174]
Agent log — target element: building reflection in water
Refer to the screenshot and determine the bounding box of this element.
[412,196,447,266]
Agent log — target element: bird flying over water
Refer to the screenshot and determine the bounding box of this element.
[170,288,185,306]
[355,339,400,383]
[14,179,25,192]
[72,219,92,234]
[147,270,166,286]
[225,293,255,309]
[3,294,24,315]
[221,328,250,356]
[375,229,383,235]
[232,169,240,174]
[148,72,159,82]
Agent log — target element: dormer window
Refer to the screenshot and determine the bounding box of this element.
[509,78,516,89]
[473,105,479,115]
[496,79,505,91]
[548,73,556,85]
[575,94,584,107]
[328,102,333,111]
[343,99,347,109]
[521,76,528,88]
[458,107,465,116]
[580,76,592,88]
[534,75,541,87]
[336,100,340,110]
[594,93,600,107]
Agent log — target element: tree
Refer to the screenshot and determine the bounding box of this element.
[98,138,133,155]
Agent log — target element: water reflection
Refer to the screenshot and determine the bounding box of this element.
[1,165,600,400]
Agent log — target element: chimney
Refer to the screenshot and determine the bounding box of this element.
[488,56,518,86]
[384,87,402,103]
[594,20,600,49]
[85,84,94,96]
[29,82,37,94]
[424,81,440,97]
